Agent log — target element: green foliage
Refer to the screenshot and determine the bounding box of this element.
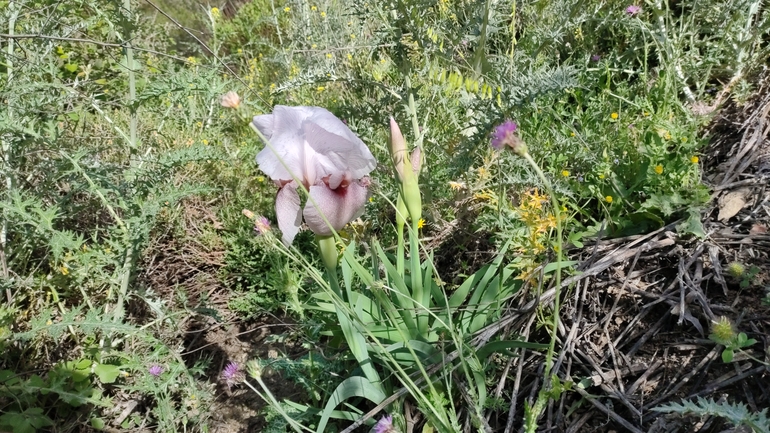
[653,397,770,433]
[3,0,768,429]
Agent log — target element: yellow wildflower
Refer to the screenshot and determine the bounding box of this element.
[210,7,220,17]
[561,170,570,177]
[448,181,466,191]
[284,6,290,12]
[325,53,332,59]
[347,53,353,61]
[605,195,613,203]
[257,175,265,182]
[654,164,663,174]
[417,218,425,229]
[202,139,209,145]
[320,11,327,18]
[570,131,576,137]
[350,34,356,39]
[690,156,699,164]
[59,266,69,275]
[317,86,325,92]
[610,112,618,120]
[311,5,317,10]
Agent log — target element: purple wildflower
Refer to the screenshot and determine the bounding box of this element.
[491,120,528,155]
[254,216,271,235]
[590,54,601,62]
[625,5,641,15]
[148,365,163,377]
[491,120,517,150]
[221,361,243,388]
[373,415,396,433]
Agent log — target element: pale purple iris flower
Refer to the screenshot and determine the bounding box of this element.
[625,5,641,15]
[253,106,377,245]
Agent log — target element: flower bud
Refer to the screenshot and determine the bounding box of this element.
[389,117,422,223]
[220,91,241,109]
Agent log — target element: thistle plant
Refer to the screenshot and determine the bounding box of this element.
[492,120,566,431]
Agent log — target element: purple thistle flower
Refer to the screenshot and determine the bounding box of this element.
[373,415,396,433]
[491,120,517,150]
[491,120,528,155]
[590,54,601,62]
[148,365,163,377]
[625,5,641,15]
[254,216,271,235]
[221,361,243,388]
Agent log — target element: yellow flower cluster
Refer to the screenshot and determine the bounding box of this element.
[517,189,557,254]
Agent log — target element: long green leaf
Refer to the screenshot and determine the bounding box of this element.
[316,376,386,433]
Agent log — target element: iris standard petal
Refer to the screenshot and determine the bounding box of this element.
[252,114,274,139]
[303,181,369,236]
[275,181,303,245]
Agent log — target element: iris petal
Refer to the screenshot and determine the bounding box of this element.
[303,181,369,236]
[275,181,302,245]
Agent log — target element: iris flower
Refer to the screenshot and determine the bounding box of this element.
[253,106,376,245]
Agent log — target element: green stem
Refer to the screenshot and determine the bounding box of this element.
[521,152,563,381]
[245,379,309,432]
[1,2,18,279]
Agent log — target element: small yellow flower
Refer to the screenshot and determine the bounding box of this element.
[690,156,699,164]
[448,181,466,191]
[681,137,688,143]
[257,175,265,182]
[237,48,243,54]
[610,112,618,120]
[598,174,605,179]
[59,266,69,275]
[46,320,53,326]
[311,5,317,10]
[325,53,332,59]
[347,53,353,61]
[202,139,209,145]
[210,7,220,17]
[605,195,613,203]
[654,164,663,174]
[570,131,576,137]
[664,132,671,140]
[368,197,373,202]
[349,34,356,39]
[320,11,327,18]
[311,44,317,49]
[643,111,650,116]
[317,86,325,92]
[417,218,425,229]
[284,6,290,12]
[561,170,570,177]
